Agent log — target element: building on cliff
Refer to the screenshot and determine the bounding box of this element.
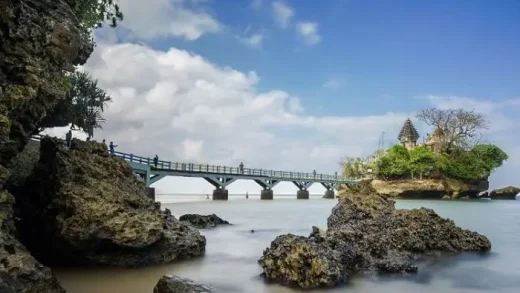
[397,118,420,150]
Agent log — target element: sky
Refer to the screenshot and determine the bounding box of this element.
[44,0,520,195]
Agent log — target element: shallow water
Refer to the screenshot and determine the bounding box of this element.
[55,196,520,293]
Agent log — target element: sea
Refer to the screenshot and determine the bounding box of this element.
[54,194,520,293]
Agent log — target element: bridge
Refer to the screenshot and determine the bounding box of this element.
[31,135,361,200]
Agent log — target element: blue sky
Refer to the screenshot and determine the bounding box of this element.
[49,0,520,195]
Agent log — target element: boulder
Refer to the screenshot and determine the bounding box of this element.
[489,186,520,200]
[154,275,216,293]
[179,214,230,229]
[13,138,206,267]
[260,187,491,289]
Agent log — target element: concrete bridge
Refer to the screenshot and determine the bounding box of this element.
[115,152,360,200]
[30,135,361,200]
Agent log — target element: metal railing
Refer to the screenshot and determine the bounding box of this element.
[30,134,359,182]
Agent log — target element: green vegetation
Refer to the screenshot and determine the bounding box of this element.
[341,108,508,181]
[371,143,507,181]
[38,71,112,139]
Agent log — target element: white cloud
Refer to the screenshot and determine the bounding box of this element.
[116,0,221,40]
[237,33,264,49]
[271,1,294,29]
[323,78,344,89]
[296,22,321,45]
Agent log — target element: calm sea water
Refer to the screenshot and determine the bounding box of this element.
[55,195,520,293]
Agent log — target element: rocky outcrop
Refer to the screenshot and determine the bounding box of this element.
[154,275,216,293]
[260,188,491,289]
[367,178,488,199]
[489,186,520,200]
[13,137,206,267]
[179,214,230,229]
[1,0,92,291]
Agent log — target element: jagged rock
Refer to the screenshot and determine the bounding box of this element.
[0,0,93,291]
[13,138,206,267]
[0,191,64,293]
[154,275,216,293]
[489,186,520,200]
[179,214,230,229]
[260,188,491,289]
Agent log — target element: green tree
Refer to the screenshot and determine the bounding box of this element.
[38,71,111,139]
[340,157,368,178]
[373,145,411,179]
[409,145,436,179]
[470,144,508,175]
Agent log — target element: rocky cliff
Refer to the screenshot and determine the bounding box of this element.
[260,185,491,289]
[341,178,489,199]
[0,0,92,291]
[13,137,206,267]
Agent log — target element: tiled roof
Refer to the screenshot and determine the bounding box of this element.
[397,118,420,142]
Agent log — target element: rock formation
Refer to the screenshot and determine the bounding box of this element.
[179,214,231,229]
[260,185,491,289]
[13,137,206,267]
[489,186,520,200]
[154,275,216,293]
[1,0,92,290]
[349,178,489,199]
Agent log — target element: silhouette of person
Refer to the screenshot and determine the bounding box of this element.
[239,162,244,174]
[246,192,249,199]
[109,141,117,154]
[153,155,159,168]
[65,130,72,148]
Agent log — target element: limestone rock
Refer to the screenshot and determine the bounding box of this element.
[154,275,216,293]
[179,214,230,229]
[489,186,520,200]
[14,138,206,267]
[0,191,64,293]
[369,178,488,199]
[260,187,491,289]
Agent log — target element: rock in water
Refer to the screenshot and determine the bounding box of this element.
[179,214,230,229]
[154,275,216,293]
[260,191,491,289]
[14,138,206,267]
[489,186,520,200]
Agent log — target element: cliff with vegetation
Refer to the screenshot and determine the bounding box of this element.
[340,109,509,199]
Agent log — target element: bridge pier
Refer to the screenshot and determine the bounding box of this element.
[293,181,313,200]
[321,182,338,199]
[255,179,279,200]
[212,188,228,200]
[204,176,236,201]
[261,189,274,200]
[297,190,310,199]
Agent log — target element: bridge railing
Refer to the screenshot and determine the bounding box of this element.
[30,135,358,181]
[114,151,356,181]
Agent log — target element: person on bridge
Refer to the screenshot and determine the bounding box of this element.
[153,155,159,168]
[239,162,244,174]
[65,130,72,148]
[313,170,317,178]
[109,141,117,154]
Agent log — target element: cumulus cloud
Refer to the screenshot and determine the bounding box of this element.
[237,33,264,48]
[116,0,221,40]
[271,1,294,29]
[296,22,321,45]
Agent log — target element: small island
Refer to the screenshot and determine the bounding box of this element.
[339,108,513,199]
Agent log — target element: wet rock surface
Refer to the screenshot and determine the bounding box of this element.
[154,275,216,293]
[179,214,231,229]
[260,184,491,289]
[489,186,520,200]
[13,138,206,267]
[0,0,92,291]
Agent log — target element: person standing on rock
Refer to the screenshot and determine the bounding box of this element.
[153,155,159,168]
[65,130,72,148]
[109,141,117,154]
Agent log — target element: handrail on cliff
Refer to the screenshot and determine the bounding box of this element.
[30,134,359,182]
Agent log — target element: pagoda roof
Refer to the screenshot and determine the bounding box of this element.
[397,118,420,142]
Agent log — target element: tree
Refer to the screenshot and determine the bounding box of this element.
[373,145,411,179]
[339,157,368,178]
[409,145,436,179]
[38,71,111,139]
[416,108,488,153]
[470,144,508,174]
[68,0,124,29]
